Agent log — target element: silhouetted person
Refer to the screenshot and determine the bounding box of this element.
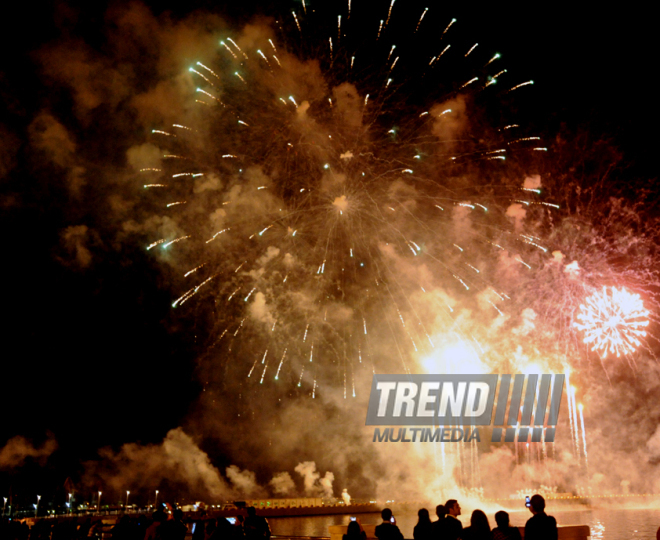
[235,515,246,539]
[524,495,557,540]
[374,509,403,540]
[160,509,187,540]
[50,520,70,540]
[134,515,149,540]
[244,507,270,540]
[145,511,166,540]
[112,515,133,540]
[208,518,235,540]
[413,508,433,540]
[18,520,29,540]
[205,519,217,540]
[343,520,367,540]
[443,500,463,540]
[78,518,92,540]
[460,510,491,540]
[431,505,446,538]
[17,521,29,540]
[192,519,206,540]
[492,511,521,540]
[152,506,168,524]
[89,519,105,540]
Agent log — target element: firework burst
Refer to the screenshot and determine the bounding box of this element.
[141,2,550,396]
[574,286,650,359]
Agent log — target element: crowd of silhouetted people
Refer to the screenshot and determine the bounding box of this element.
[345,494,557,540]
[1,495,560,540]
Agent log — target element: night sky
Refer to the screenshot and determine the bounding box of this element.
[0,0,658,506]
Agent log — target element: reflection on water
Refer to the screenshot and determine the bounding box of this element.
[269,508,660,539]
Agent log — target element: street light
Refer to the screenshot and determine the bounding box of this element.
[98,492,102,514]
[68,493,73,514]
[2,497,7,517]
[155,490,159,508]
[35,495,41,518]
[125,491,130,511]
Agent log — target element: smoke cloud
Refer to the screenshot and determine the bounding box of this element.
[0,434,58,470]
[295,461,335,498]
[7,0,659,508]
[270,472,296,495]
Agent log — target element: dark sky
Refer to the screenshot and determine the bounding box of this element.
[0,0,657,502]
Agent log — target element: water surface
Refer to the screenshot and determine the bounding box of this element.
[268,507,660,539]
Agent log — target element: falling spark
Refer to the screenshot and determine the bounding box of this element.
[485,53,500,66]
[488,300,503,316]
[206,228,229,243]
[220,41,238,59]
[244,287,257,301]
[430,45,451,65]
[227,37,248,59]
[260,360,269,384]
[274,349,287,379]
[515,256,531,270]
[385,0,395,27]
[227,288,239,302]
[173,275,217,307]
[147,239,166,251]
[387,45,396,63]
[257,49,270,66]
[196,88,221,103]
[189,68,213,85]
[415,8,429,32]
[453,274,469,290]
[184,263,206,277]
[459,77,479,89]
[509,80,534,92]
[442,18,456,36]
[578,403,589,465]
[233,317,246,337]
[196,62,219,79]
